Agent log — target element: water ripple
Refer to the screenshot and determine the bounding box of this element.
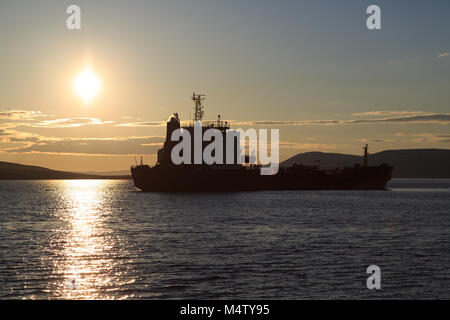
[0,179,449,299]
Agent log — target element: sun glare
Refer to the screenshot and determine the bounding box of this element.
[74,69,101,103]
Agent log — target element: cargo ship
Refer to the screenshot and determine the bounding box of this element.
[131,93,393,192]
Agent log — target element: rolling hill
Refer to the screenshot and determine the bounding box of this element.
[0,161,131,180]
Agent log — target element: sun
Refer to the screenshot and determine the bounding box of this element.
[74,69,101,103]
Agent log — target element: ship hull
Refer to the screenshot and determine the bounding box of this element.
[131,164,393,192]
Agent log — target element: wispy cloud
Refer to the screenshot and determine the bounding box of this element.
[438,52,449,58]
[235,113,450,126]
[0,128,41,143]
[411,133,450,143]
[116,121,165,127]
[0,110,44,120]
[346,114,450,124]
[357,138,389,143]
[30,117,114,128]
[235,120,340,126]
[279,141,337,150]
[3,135,164,155]
[352,110,428,117]
[395,132,450,143]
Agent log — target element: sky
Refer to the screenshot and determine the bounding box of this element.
[0,0,449,172]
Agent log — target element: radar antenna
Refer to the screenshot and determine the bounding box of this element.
[192,92,205,121]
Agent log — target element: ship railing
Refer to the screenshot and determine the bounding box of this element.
[185,120,230,129]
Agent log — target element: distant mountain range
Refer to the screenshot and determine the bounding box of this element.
[0,161,131,180]
[1,148,449,179]
[281,149,450,178]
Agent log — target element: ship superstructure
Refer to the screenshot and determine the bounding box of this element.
[156,93,240,166]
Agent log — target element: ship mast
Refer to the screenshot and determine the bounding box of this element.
[363,144,368,168]
[192,92,205,121]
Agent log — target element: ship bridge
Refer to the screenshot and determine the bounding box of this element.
[156,93,239,166]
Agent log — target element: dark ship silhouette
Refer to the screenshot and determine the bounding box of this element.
[131,93,393,192]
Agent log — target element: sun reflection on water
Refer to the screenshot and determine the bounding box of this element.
[51,180,131,299]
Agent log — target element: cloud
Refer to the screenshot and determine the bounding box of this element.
[0,110,43,120]
[410,133,450,143]
[438,52,449,58]
[346,114,450,124]
[116,121,165,127]
[352,110,428,117]
[279,141,337,150]
[395,132,410,136]
[394,132,450,143]
[357,139,387,143]
[235,113,450,126]
[2,135,165,155]
[0,128,42,143]
[30,117,114,128]
[235,120,340,126]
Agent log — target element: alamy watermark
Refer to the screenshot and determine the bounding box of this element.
[170,121,279,176]
[366,265,381,289]
[66,4,381,30]
[66,4,381,31]
[66,5,81,30]
[366,5,381,30]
